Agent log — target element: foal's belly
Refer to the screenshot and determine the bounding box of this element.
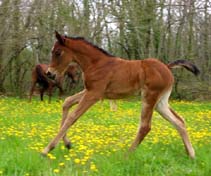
[104,74,144,99]
[104,92,141,99]
[104,86,142,99]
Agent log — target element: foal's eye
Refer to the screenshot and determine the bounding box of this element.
[55,50,61,56]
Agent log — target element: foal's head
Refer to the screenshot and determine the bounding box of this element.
[47,31,75,79]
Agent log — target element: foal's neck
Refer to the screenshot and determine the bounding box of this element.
[67,39,111,71]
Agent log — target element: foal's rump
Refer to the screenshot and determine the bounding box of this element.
[142,58,174,90]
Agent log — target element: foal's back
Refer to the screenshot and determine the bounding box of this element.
[104,58,173,99]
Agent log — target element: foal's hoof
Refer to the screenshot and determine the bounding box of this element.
[65,142,72,150]
[40,152,47,157]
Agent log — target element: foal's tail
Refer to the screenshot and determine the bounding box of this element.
[167,60,200,76]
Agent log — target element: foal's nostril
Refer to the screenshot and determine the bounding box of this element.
[46,71,50,76]
[46,71,56,80]
[46,71,52,77]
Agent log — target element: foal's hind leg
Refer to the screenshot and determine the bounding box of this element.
[155,90,195,159]
[61,90,85,148]
[129,91,160,151]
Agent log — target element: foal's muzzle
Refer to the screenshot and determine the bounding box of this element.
[46,71,56,80]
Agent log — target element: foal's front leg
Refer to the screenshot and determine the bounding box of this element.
[61,90,85,148]
[42,91,98,155]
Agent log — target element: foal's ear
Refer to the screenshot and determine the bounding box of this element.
[55,31,65,45]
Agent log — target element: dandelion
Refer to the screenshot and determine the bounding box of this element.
[47,153,56,160]
[90,162,98,172]
[65,157,70,161]
[74,158,80,164]
[53,169,60,173]
[64,154,69,158]
[59,162,65,167]
[60,145,65,150]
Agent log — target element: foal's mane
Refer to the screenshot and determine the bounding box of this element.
[65,36,115,57]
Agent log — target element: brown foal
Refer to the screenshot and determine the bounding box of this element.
[42,31,200,158]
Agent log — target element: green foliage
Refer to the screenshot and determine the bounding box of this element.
[0,97,211,175]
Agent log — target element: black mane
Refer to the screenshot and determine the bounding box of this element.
[65,36,115,57]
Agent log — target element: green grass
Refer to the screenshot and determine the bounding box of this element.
[0,97,211,176]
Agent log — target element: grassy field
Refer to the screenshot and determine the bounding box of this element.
[0,96,211,176]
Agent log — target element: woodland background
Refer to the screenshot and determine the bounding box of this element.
[0,0,210,100]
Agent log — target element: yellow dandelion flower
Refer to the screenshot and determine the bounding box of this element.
[59,162,65,167]
[65,157,70,161]
[51,155,56,160]
[90,163,98,172]
[53,169,60,173]
[81,161,86,165]
[47,153,56,160]
[60,146,65,150]
[74,158,80,164]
